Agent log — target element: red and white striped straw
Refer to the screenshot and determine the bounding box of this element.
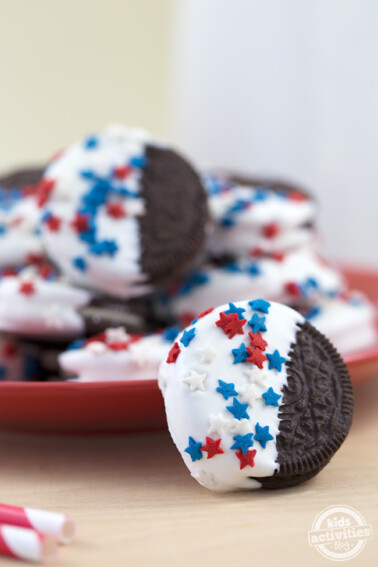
[0,523,58,564]
[0,505,76,545]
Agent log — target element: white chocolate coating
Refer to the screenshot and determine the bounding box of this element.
[203,174,317,256]
[59,327,177,382]
[171,248,345,323]
[0,271,91,339]
[41,125,164,298]
[304,292,378,355]
[159,300,304,491]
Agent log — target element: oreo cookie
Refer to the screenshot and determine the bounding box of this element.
[0,166,45,189]
[40,125,208,298]
[158,299,353,491]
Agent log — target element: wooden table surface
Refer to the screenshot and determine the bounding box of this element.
[0,378,376,567]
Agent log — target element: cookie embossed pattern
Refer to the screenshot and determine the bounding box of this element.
[159,299,353,491]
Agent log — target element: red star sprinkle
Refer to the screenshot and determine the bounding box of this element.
[2,342,18,358]
[236,449,257,469]
[107,341,129,351]
[2,269,17,277]
[202,437,224,459]
[198,307,214,319]
[35,179,55,208]
[38,264,54,279]
[70,212,90,233]
[246,347,267,368]
[285,281,301,297]
[248,332,268,351]
[180,313,196,328]
[19,281,35,296]
[25,253,44,265]
[271,252,285,262]
[249,247,264,258]
[9,216,23,228]
[288,191,307,202]
[114,165,132,180]
[167,342,180,363]
[215,312,246,339]
[45,214,61,232]
[106,202,126,219]
[262,222,280,239]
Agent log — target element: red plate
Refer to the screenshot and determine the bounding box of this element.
[0,265,377,434]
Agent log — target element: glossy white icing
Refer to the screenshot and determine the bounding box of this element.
[59,327,176,382]
[159,300,304,491]
[171,248,345,322]
[0,272,91,338]
[305,292,378,354]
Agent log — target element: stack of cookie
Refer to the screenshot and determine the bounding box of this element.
[0,124,375,382]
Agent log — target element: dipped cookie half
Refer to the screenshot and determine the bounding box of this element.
[159,300,353,491]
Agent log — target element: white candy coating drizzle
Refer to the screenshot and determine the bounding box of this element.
[159,299,304,491]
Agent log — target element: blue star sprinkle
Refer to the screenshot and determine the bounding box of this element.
[216,380,238,400]
[232,343,249,364]
[184,436,203,462]
[266,350,286,372]
[225,302,246,319]
[248,299,271,314]
[248,313,267,333]
[0,225,6,236]
[90,240,118,257]
[262,387,282,407]
[231,433,254,455]
[178,271,209,296]
[304,306,322,320]
[0,366,7,380]
[247,262,261,277]
[129,155,146,169]
[254,423,274,448]
[162,326,180,343]
[180,328,196,347]
[84,136,98,149]
[226,398,250,420]
[67,339,86,350]
[72,256,87,272]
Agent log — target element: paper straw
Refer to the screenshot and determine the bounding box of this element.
[0,524,58,564]
[0,505,76,545]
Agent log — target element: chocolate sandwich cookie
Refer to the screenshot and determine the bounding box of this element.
[40,125,207,298]
[0,166,45,189]
[158,299,353,491]
[203,172,317,259]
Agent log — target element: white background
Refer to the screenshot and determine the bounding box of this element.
[169,0,378,265]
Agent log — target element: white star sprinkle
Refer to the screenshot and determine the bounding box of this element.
[244,367,268,386]
[226,418,252,436]
[192,470,217,489]
[208,413,230,436]
[197,343,218,364]
[239,383,262,406]
[86,341,107,354]
[105,327,130,343]
[183,370,207,392]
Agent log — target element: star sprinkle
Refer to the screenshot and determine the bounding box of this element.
[197,307,214,319]
[19,280,35,296]
[44,214,61,232]
[106,327,130,343]
[72,256,87,272]
[238,384,262,406]
[106,201,126,219]
[202,437,224,459]
[235,449,257,469]
[180,328,196,347]
[87,341,107,355]
[167,342,180,363]
[248,299,271,314]
[231,433,254,455]
[208,413,230,436]
[266,350,286,372]
[90,240,118,257]
[232,343,249,364]
[262,387,282,407]
[197,343,218,364]
[262,222,280,238]
[70,212,91,233]
[183,370,207,392]
[254,423,274,448]
[216,312,246,339]
[248,332,267,351]
[246,347,267,369]
[184,437,203,462]
[226,398,249,420]
[84,135,98,149]
[216,380,238,400]
[248,313,267,333]
[224,302,246,319]
[113,165,132,179]
[226,418,251,436]
[244,367,267,386]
